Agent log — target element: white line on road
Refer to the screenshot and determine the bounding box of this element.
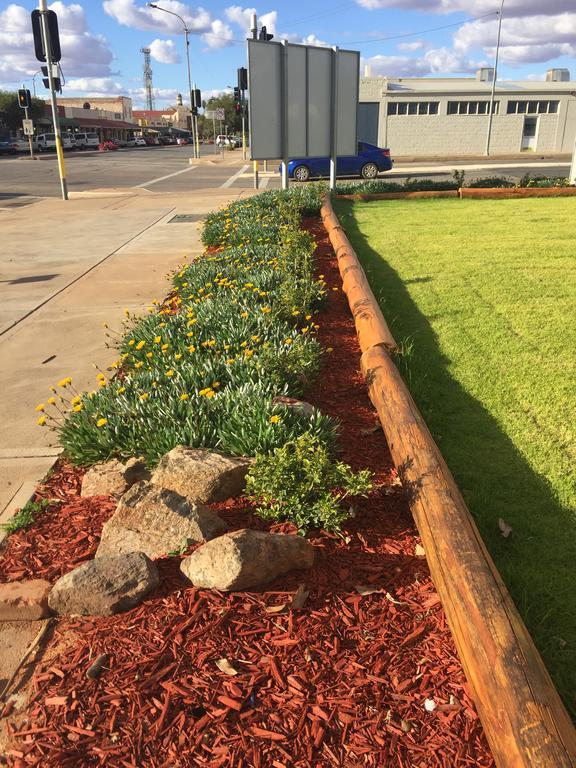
[220,164,250,188]
[133,165,197,188]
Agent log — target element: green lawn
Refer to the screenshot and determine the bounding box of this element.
[334,197,576,717]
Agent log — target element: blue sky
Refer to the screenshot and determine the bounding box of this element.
[1,1,575,108]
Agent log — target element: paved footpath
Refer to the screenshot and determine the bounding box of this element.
[0,186,256,525]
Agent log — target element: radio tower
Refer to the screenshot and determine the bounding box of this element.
[140,47,154,110]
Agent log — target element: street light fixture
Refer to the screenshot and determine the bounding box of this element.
[485,0,505,156]
[147,2,198,157]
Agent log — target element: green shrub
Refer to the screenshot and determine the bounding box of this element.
[2,498,50,534]
[335,178,458,195]
[245,433,372,532]
[468,176,515,188]
[518,174,569,188]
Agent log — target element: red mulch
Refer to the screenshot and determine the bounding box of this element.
[1,218,495,767]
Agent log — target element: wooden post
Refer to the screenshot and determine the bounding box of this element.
[322,193,576,768]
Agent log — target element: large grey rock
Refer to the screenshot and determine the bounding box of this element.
[81,457,150,499]
[151,447,250,503]
[96,482,228,559]
[48,553,158,616]
[180,529,315,591]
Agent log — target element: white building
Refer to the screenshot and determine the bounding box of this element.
[359,68,576,156]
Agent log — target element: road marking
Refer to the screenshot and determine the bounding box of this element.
[220,164,250,188]
[133,165,197,188]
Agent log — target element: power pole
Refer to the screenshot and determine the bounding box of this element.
[141,47,154,111]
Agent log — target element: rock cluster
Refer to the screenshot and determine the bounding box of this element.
[3,446,315,620]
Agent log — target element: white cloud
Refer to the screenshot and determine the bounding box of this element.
[64,77,124,93]
[149,38,181,64]
[363,47,479,77]
[0,2,114,84]
[397,40,427,51]
[354,0,575,15]
[202,19,235,48]
[103,0,212,33]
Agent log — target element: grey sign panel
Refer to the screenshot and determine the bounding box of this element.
[248,39,359,161]
[336,50,360,156]
[285,44,307,158]
[247,41,282,160]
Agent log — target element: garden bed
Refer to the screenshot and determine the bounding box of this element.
[0,196,493,766]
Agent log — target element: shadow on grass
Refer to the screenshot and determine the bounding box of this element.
[334,198,576,719]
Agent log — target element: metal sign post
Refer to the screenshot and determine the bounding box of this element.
[23,111,34,159]
[280,41,289,190]
[36,0,67,200]
[329,46,339,192]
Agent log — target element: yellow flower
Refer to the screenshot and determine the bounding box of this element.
[154,336,162,344]
[332,287,339,292]
[188,345,196,353]
[146,352,153,359]
[166,370,174,377]
[261,306,271,314]
[73,405,82,413]
[134,361,143,369]
[96,373,105,381]
[70,395,82,405]
[291,310,300,317]
[270,415,282,424]
[35,403,45,412]
[128,339,135,346]
[305,315,312,321]
[180,393,189,401]
[244,349,254,358]
[187,318,197,326]
[174,354,182,361]
[159,322,166,328]
[49,386,57,393]
[212,381,220,388]
[226,358,236,365]
[161,344,169,352]
[240,311,248,318]
[117,386,126,394]
[37,415,46,426]
[96,418,108,427]
[285,338,293,345]
[58,377,72,387]
[140,393,149,401]
[47,397,56,405]
[136,340,146,350]
[326,347,334,353]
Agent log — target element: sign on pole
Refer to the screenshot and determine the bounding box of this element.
[204,109,215,119]
[247,40,359,163]
[22,119,34,136]
[215,108,225,120]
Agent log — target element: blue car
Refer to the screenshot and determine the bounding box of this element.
[286,141,392,181]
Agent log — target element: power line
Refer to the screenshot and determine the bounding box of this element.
[344,12,499,45]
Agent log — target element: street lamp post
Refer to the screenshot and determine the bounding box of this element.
[147,2,197,158]
[485,0,505,156]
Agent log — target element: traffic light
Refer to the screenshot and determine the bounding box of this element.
[18,89,31,109]
[194,89,201,108]
[31,9,61,62]
[233,86,241,103]
[41,65,61,92]
[191,106,198,116]
[258,25,273,41]
[237,67,247,91]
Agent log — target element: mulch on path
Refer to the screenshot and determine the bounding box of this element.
[1,219,494,767]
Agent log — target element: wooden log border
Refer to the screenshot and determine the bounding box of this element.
[334,186,576,202]
[321,194,576,768]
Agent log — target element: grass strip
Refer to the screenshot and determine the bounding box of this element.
[334,196,576,717]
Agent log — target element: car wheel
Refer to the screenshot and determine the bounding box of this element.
[293,165,310,182]
[361,162,379,179]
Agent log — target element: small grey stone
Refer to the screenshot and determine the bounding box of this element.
[48,553,158,616]
[96,482,228,559]
[271,396,316,418]
[151,447,251,503]
[81,457,150,499]
[180,529,315,591]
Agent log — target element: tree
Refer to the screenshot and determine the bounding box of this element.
[0,91,45,133]
[203,92,243,135]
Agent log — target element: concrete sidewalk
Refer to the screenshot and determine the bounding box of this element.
[0,186,255,520]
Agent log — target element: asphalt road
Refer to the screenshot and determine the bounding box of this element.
[0,144,571,200]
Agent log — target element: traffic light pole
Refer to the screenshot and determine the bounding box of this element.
[193,81,200,159]
[38,0,67,200]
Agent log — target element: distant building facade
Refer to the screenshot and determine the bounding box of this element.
[40,96,137,141]
[133,104,191,132]
[359,68,576,156]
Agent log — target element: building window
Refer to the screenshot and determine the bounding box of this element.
[387,101,439,116]
[506,100,559,115]
[114,112,121,119]
[447,100,499,115]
